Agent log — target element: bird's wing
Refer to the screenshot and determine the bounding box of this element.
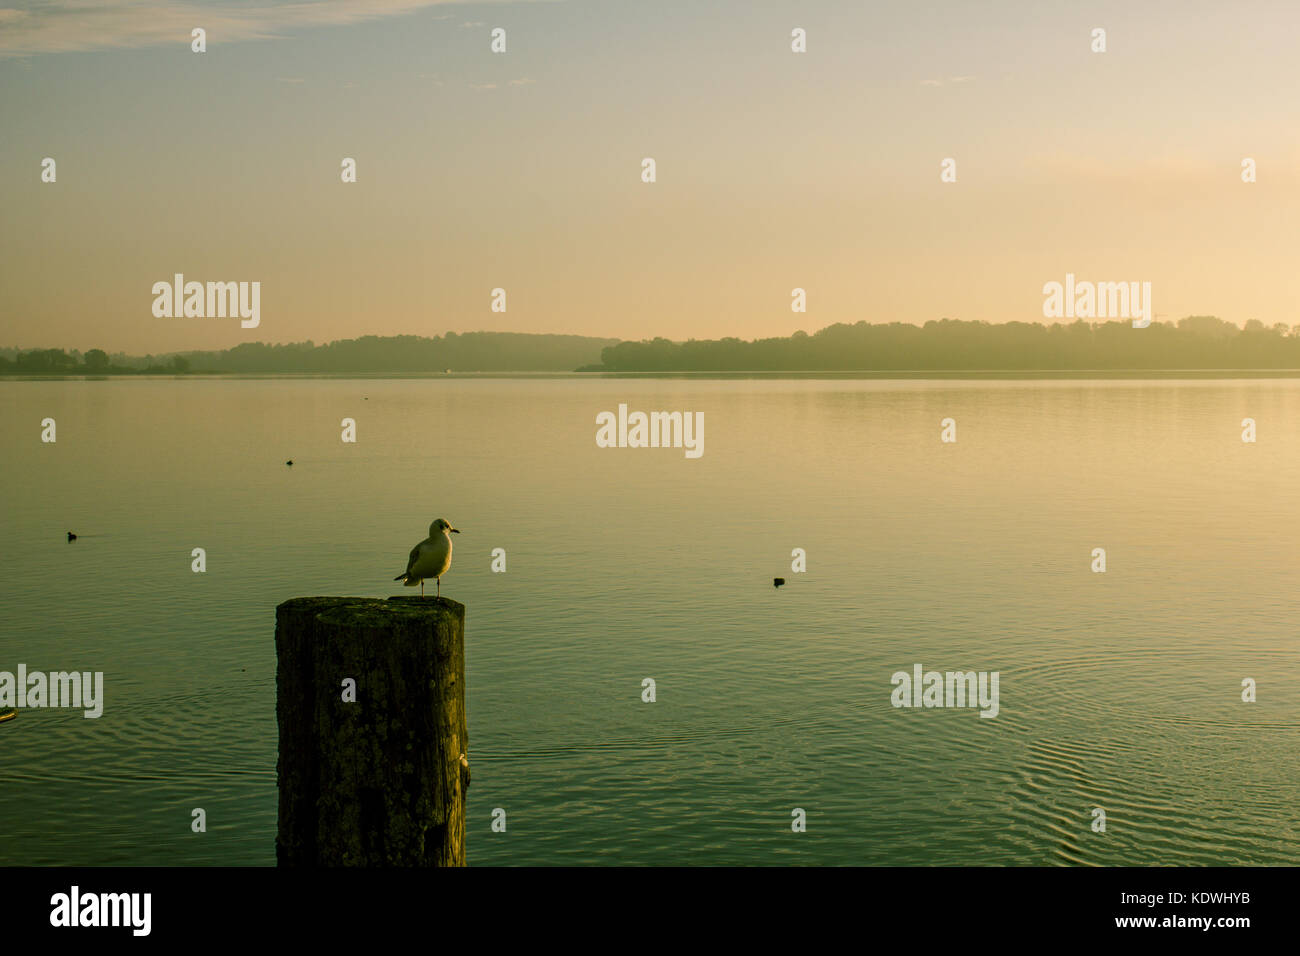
[402,541,425,577]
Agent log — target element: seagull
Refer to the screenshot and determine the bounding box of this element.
[394,518,460,597]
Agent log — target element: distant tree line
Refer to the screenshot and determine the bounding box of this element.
[0,348,189,374]
[190,333,616,373]
[595,317,1300,371]
[0,332,616,375]
[7,319,1300,375]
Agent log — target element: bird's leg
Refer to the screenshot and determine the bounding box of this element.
[437,577,441,598]
[420,580,424,598]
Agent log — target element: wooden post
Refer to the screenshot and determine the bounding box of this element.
[275,596,468,866]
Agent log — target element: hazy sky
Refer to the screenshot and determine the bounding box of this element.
[2,0,1299,352]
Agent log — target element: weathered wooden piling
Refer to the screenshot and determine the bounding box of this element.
[275,596,468,866]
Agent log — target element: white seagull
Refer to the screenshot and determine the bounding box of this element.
[394,518,460,597]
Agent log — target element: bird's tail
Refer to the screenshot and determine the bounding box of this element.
[393,574,407,582]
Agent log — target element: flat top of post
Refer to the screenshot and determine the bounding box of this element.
[277,595,466,620]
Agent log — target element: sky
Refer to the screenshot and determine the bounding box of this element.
[2,0,1299,353]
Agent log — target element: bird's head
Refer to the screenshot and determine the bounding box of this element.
[430,518,460,536]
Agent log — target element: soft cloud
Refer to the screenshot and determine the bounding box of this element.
[1023,150,1225,186]
[0,1,549,57]
[920,75,977,87]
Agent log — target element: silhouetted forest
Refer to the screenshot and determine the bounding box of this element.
[0,332,616,375]
[6,318,1300,375]
[593,317,1300,371]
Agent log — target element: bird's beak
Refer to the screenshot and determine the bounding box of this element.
[451,528,460,534]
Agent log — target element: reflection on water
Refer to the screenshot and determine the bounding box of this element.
[1,377,1297,865]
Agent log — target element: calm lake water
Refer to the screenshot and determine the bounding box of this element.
[1,377,1297,866]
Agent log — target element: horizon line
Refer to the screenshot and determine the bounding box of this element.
[1,314,1284,356]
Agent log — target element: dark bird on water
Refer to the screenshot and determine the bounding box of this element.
[285,460,294,466]
[67,532,77,541]
[773,577,785,588]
